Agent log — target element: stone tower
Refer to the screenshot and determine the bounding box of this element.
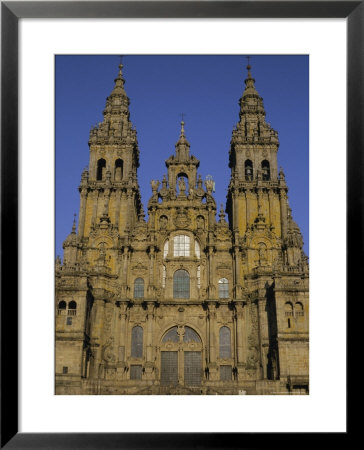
[226,63,309,385]
[56,61,309,395]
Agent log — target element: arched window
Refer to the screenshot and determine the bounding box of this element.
[163,240,169,258]
[173,235,190,257]
[195,240,200,259]
[114,158,123,181]
[219,326,231,358]
[183,327,201,343]
[284,302,294,317]
[162,327,179,343]
[96,158,106,180]
[262,160,270,180]
[134,278,144,298]
[58,300,66,315]
[173,269,190,299]
[245,159,253,180]
[131,326,143,358]
[68,301,77,316]
[218,278,229,299]
[295,302,304,317]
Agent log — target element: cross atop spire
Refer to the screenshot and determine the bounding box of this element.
[246,55,253,79]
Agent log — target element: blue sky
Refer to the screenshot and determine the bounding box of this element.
[56,55,309,257]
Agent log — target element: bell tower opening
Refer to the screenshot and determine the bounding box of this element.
[96,158,106,180]
[262,160,270,180]
[114,158,123,181]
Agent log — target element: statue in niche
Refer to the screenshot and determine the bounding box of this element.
[178,177,186,195]
[197,216,205,231]
[160,215,168,231]
[258,243,267,265]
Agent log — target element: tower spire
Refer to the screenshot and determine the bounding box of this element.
[72,213,77,233]
[175,118,190,161]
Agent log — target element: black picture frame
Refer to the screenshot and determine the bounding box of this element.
[1,1,357,448]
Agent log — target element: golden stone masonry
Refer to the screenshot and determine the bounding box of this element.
[55,62,309,395]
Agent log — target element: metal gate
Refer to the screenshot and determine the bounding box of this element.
[160,351,178,386]
[184,351,201,386]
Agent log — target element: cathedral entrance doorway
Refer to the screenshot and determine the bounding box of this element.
[160,326,203,387]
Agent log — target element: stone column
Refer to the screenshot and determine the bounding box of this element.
[233,246,242,298]
[89,298,105,379]
[114,188,121,230]
[257,295,269,379]
[208,303,218,380]
[126,190,134,230]
[207,246,215,298]
[118,302,128,362]
[232,191,238,232]
[279,188,288,240]
[145,304,154,361]
[268,189,274,228]
[78,188,87,237]
[91,190,99,227]
[235,302,245,364]
[148,247,155,296]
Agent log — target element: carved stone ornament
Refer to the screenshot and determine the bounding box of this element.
[174,208,190,228]
[103,336,116,363]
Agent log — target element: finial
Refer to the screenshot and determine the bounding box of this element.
[180,113,186,136]
[219,204,226,222]
[72,214,77,233]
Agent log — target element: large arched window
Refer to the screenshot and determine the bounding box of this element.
[131,326,143,358]
[219,326,231,358]
[174,235,190,257]
[262,160,270,180]
[173,270,190,299]
[114,158,123,181]
[218,278,229,299]
[134,278,144,298]
[96,158,106,180]
[245,159,253,180]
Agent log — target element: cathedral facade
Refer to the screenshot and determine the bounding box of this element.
[55,62,309,395]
